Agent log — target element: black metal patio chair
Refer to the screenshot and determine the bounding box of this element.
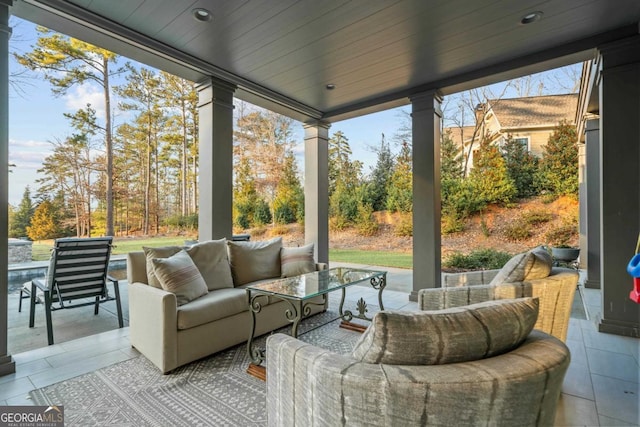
[22,237,123,345]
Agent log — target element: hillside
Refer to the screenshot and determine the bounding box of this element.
[248,196,580,260]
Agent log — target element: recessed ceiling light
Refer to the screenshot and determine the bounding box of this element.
[326,84,336,90]
[192,8,212,22]
[520,11,542,25]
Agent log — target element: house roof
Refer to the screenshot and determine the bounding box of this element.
[488,94,579,128]
[443,126,477,147]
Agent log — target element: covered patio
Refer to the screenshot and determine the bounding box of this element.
[0,0,639,424]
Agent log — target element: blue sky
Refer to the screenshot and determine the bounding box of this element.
[7,18,408,206]
[7,17,580,206]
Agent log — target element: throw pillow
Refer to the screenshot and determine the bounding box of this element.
[143,246,182,288]
[186,239,234,291]
[227,237,283,286]
[524,246,553,280]
[489,251,532,285]
[281,243,315,277]
[151,250,208,306]
[351,297,539,365]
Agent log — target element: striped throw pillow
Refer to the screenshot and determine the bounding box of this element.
[489,252,531,285]
[351,297,539,365]
[143,245,182,288]
[524,246,553,280]
[281,243,315,277]
[151,250,208,306]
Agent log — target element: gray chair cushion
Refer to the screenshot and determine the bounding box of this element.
[351,297,539,365]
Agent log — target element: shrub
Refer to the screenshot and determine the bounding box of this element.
[329,216,350,232]
[539,121,579,197]
[273,203,296,224]
[441,211,465,234]
[480,214,491,237]
[520,210,553,225]
[545,224,576,247]
[253,199,272,226]
[502,135,541,198]
[250,226,268,238]
[504,222,532,241]
[393,213,413,237]
[444,249,512,270]
[443,179,486,218]
[268,224,289,237]
[355,203,379,237]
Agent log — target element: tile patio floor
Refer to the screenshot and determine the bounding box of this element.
[2,265,639,426]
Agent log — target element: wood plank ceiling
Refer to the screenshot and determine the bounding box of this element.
[11,0,640,122]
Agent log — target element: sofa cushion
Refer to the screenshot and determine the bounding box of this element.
[186,239,234,291]
[490,247,554,286]
[143,246,182,288]
[524,246,553,280]
[177,288,248,329]
[151,250,208,306]
[351,297,539,365]
[281,243,315,277]
[228,237,282,286]
[489,252,531,285]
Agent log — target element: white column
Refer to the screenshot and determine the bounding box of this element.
[303,121,330,264]
[0,0,15,377]
[410,90,443,301]
[598,36,640,337]
[196,78,236,241]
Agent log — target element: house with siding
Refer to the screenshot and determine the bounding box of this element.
[446,93,578,171]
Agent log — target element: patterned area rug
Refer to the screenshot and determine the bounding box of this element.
[29,306,368,426]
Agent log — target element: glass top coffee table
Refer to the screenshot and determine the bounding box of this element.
[245,267,386,379]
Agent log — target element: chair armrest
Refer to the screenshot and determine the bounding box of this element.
[107,274,118,284]
[128,282,178,373]
[32,278,48,292]
[316,262,328,271]
[442,269,500,287]
[418,284,496,310]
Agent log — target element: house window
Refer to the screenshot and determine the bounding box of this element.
[513,137,529,151]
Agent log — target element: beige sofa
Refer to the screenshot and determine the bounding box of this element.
[420,247,579,342]
[127,237,326,373]
[267,298,570,426]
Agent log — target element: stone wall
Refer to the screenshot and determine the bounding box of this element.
[8,239,33,264]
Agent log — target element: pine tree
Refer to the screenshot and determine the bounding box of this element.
[441,130,462,182]
[540,121,579,197]
[272,151,304,224]
[27,200,59,241]
[502,135,540,198]
[368,133,394,212]
[15,27,122,236]
[469,134,516,205]
[386,141,413,213]
[9,186,34,238]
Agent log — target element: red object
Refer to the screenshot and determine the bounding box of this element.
[631,277,640,303]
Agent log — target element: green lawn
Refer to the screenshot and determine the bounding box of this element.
[328,248,412,269]
[31,237,192,261]
[31,237,413,269]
